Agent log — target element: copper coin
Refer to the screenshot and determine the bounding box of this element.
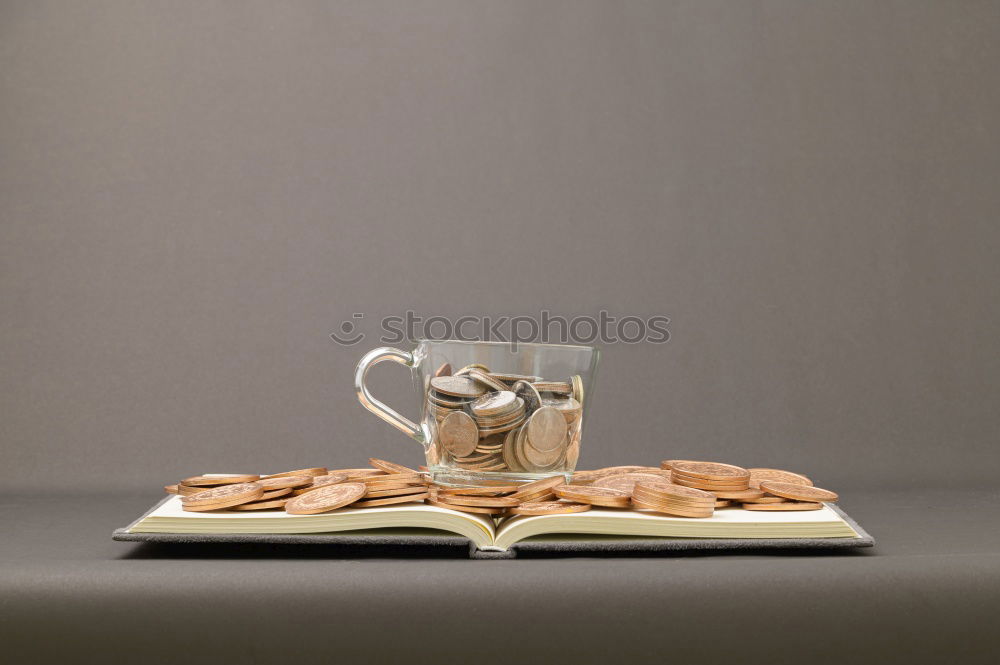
[164,484,179,494]
[632,480,715,501]
[429,376,488,398]
[502,427,527,473]
[284,482,367,514]
[259,487,292,500]
[434,494,521,508]
[262,468,327,479]
[573,466,656,483]
[229,498,290,511]
[310,473,349,487]
[361,472,424,485]
[180,474,261,487]
[669,461,750,481]
[368,458,418,475]
[437,485,519,496]
[714,499,732,508]
[425,498,506,515]
[350,493,430,508]
[509,474,567,500]
[177,484,210,496]
[739,495,787,504]
[592,473,669,494]
[434,362,452,377]
[330,468,387,479]
[526,406,568,453]
[362,485,431,499]
[553,485,631,507]
[747,468,814,488]
[257,475,313,490]
[707,488,766,500]
[513,489,559,503]
[181,482,264,510]
[508,501,592,516]
[671,475,749,491]
[631,496,713,517]
[758,482,838,502]
[741,501,823,511]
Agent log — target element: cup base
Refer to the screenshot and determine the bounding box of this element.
[429,466,571,488]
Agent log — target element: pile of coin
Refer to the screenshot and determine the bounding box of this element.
[427,363,584,473]
[163,458,838,518]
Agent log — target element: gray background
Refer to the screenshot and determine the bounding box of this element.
[3,0,999,492]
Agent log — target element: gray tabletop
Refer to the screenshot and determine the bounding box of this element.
[2,486,998,665]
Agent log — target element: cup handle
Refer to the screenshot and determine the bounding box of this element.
[354,347,426,444]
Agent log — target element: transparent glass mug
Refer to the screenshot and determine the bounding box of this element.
[355,339,599,486]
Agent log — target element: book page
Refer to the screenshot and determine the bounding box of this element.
[493,504,857,551]
[132,496,497,548]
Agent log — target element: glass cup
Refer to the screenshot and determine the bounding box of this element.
[355,339,599,486]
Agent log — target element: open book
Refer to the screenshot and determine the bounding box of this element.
[121,494,864,554]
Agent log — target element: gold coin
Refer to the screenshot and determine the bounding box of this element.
[434,494,521,508]
[526,406,568,453]
[553,485,631,507]
[591,473,669,494]
[180,474,261,487]
[747,468,813,488]
[437,485,519,496]
[429,376,488,398]
[262,468,328,479]
[350,492,430,508]
[425,498,506,515]
[668,461,750,481]
[757,482,838,502]
[509,474,566,500]
[508,501,591,516]
[434,363,452,377]
[741,501,823,511]
[181,482,264,511]
[257,475,313,490]
[284,482,367,514]
[368,458,418,475]
[229,498,290,511]
[571,374,584,406]
[439,411,479,457]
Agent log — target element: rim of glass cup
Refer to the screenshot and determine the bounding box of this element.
[412,338,598,353]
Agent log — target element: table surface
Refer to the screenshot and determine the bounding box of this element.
[3,487,999,665]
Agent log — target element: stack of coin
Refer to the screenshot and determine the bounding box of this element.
[553,484,631,508]
[631,480,716,517]
[665,461,751,491]
[426,363,586,475]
